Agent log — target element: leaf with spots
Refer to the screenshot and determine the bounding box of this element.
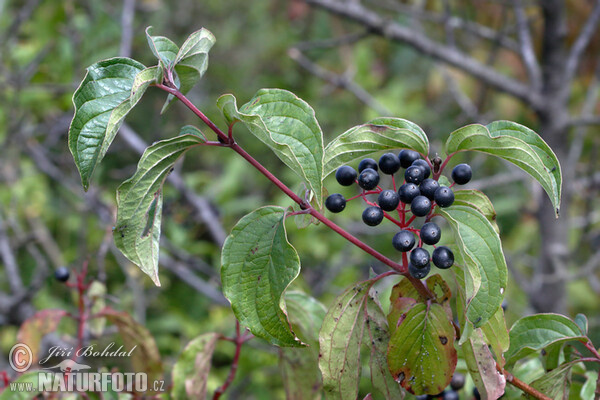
[505,314,587,365]
[387,303,457,396]
[114,133,205,286]
[171,332,220,400]
[68,58,159,190]
[365,292,404,400]
[221,206,302,347]
[318,281,372,399]
[217,90,324,208]
[461,328,506,399]
[323,118,429,179]
[445,121,562,217]
[438,205,507,328]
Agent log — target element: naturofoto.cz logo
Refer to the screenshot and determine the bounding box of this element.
[6,343,165,394]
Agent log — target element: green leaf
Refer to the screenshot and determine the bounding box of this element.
[365,294,404,400]
[574,313,588,335]
[444,121,562,216]
[438,205,507,328]
[114,134,205,285]
[526,361,578,399]
[146,26,179,68]
[281,293,326,400]
[217,90,324,207]
[323,117,429,178]
[506,314,587,364]
[479,306,510,367]
[581,371,598,399]
[388,303,457,395]
[453,189,499,233]
[88,281,107,337]
[178,124,206,140]
[319,281,371,399]
[0,372,42,400]
[103,308,163,385]
[461,328,506,399]
[221,206,302,347]
[161,28,216,113]
[172,332,220,400]
[69,58,153,190]
[285,291,327,345]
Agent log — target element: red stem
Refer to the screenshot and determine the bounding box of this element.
[497,363,552,400]
[434,151,457,180]
[213,321,243,400]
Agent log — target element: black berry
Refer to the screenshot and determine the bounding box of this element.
[54,266,70,283]
[378,153,401,175]
[392,230,415,252]
[452,163,472,185]
[358,158,378,173]
[432,246,454,269]
[410,247,430,268]
[419,178,440,200]
[409,262,430,279]
[378,190,400,211]
[362,206,384,226]
[325,193,346,213]
[405,166,425,185]
[358,168,380,190]
[398,149,420,168]
[420,222,441,245]
[335,165,357,186]
[434,186,454,208]
[443,391,459,400]
[450,373,465,391]
[412,159,431,179]
[398,183,420,204]
[473,387,481,400]
[411,195,431,217]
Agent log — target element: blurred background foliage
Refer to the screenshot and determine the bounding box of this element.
[0,0,599,398]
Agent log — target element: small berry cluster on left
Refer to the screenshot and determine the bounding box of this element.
[326,150,473,280]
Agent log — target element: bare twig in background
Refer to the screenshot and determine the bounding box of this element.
[564,0,600,85]
[120,0,137,58]
[0,212,23,294]
[288,47,392,115]
[512,0,542,90]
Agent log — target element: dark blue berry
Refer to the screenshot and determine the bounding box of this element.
[358,158,378,173]
[409,262,430,279]
[412,159,431,179]
[54,266,70,282]
[358,168,380,190]
[434,186,454,208]
[452,163,472,185]
[419,178,440,200]
[378,190,400,211]
[411,195,431,217]
[379,153,401,175]
[432,246,454,269]
[420,222,441,245]
[398,183,420,204]
[450,373,465,391]
[410,247,430,268]
[362,206,384,226]
[398,149,420,168]
[405,166,425,185]
[335,165,357,186]
[392,230,415,252]
[473,387,481,400]
[325,193,346,213]
[443,391,459,400]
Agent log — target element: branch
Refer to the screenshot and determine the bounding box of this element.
[119,0,136,58]
[568,115,600,127]
[0,212,23,294]
[513,0,542,90]
[498,363,553,400]
[287,47,392,115]
[565,0,600,85]
[303,0,544,108]
[293,30,370,51]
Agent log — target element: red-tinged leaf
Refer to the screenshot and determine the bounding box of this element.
[387,297,417,335]
[103,308,162,386]
[17,309,67,365]
[172,332,220,400]
[387,303,457,395]
[462,328,506,400]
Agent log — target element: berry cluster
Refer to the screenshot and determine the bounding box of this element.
[326,150,473,280]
